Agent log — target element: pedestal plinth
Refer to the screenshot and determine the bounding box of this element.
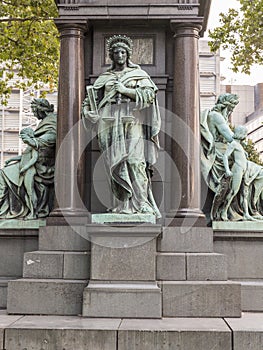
[82,223,162,318]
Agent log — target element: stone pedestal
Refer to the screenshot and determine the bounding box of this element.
[82,224,162,318]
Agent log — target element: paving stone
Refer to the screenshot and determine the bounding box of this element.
[118,318,232,350]
[156,253,186,280]
[7,279,87,315]
[186,253,228,281]
[158,227,213,253]
[83,281,162,318]
[0,314,23,349]
[5,316,120,350]
[226,313,263,350]
[161,281,241,317]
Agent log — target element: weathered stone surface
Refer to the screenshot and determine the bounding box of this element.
[91,238,156,281]
[118,318,232,350]
[0,235,38,277]
[23,251,64,279]
[39,226,91,251]
[63,252,90,280]
[158,227,213,253]
[156,253,186,280]
[161,281,241,317]
[5,316,120,350]
[214,238,263,279]
[241,281,263,312]
[83,281,162,318]
[186,253,228,281]
[0,314,22,349]
[226,313,263,350]
[0,279,9,309]
[7,279,87,315]
[92,213,156,224]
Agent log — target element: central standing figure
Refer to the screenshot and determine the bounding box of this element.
[82,35,161,218]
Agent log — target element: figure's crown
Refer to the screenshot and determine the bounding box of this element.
[106,35,133,52]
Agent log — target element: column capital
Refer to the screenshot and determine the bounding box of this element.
[54,19,88,35]
[170,18,203,38]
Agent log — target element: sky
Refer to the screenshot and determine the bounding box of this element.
[205,0,263,86]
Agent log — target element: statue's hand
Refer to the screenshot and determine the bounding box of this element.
[225,170,233,178]
[114,81,128,95]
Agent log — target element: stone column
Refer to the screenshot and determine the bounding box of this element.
[167,19,205,225]
[50,21,88,218]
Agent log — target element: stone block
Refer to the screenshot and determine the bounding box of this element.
[226,313,263,350]
[158,227,213,253]
[161,281,241,317]
[63,252,90,280]
[7,279,87,315]
[39,226,91,251]
[83,281,162,318]
[241,281,263,311]
[0,236,38,277]
[5,316,120,350]
[23,251,64,279]
[118,318,232,350]
[156,253,186,280]
[91,238,156,281]
[0,314,23,350]
[214,239,263,279]
[186,253,228,281]
[0,279,9,309]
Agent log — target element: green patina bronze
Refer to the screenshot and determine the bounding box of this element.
[201,93,263,221]
[0,98,56,219]
[82,35,161,218]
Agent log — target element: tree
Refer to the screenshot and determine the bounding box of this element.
[243,138,263,166]
[0,0,59,104]
[209,0,263,74]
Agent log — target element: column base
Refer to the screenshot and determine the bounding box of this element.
[166,208,206,227]
[47,208,90,226]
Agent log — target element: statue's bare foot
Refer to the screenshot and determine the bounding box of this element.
[243,214,258,221]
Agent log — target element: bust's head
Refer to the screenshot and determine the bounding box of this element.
[106,35,133,62]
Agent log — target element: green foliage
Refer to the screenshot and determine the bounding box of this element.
[0,0,59,104]
[209,0,263,74]
[243,138,263,166]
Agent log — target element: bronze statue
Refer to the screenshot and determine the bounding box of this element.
[201,93,263,221]
[0,98,57,219]
[82,35,161,218]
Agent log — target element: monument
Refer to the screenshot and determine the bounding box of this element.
[0,1,262,349]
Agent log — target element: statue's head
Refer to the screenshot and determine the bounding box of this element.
[214,93,239,113]
[233,125,248,140]
[31,98,54,119]
[106,35,133,62]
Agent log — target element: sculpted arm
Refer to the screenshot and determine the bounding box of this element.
[213,113,234,142]
[223,142,235,177]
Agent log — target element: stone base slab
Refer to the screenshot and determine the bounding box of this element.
[92,213,156,224]
[161,281,241,317]
[4,313,263,350]
[7,279,88,316]
[83,281,162,318]
[226,313,263,350]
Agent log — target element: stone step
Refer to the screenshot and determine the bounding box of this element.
[83,281,162,318]
[225,312,263,350]
[7,279,88,315]
[23,251,90,280]
[160,281,241,318]
[158,226,214,253]
[39,226,91,251]
[240,280,263,312]
[157,253,228,281]
[0,313,235,350]
[0,278,14,309]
